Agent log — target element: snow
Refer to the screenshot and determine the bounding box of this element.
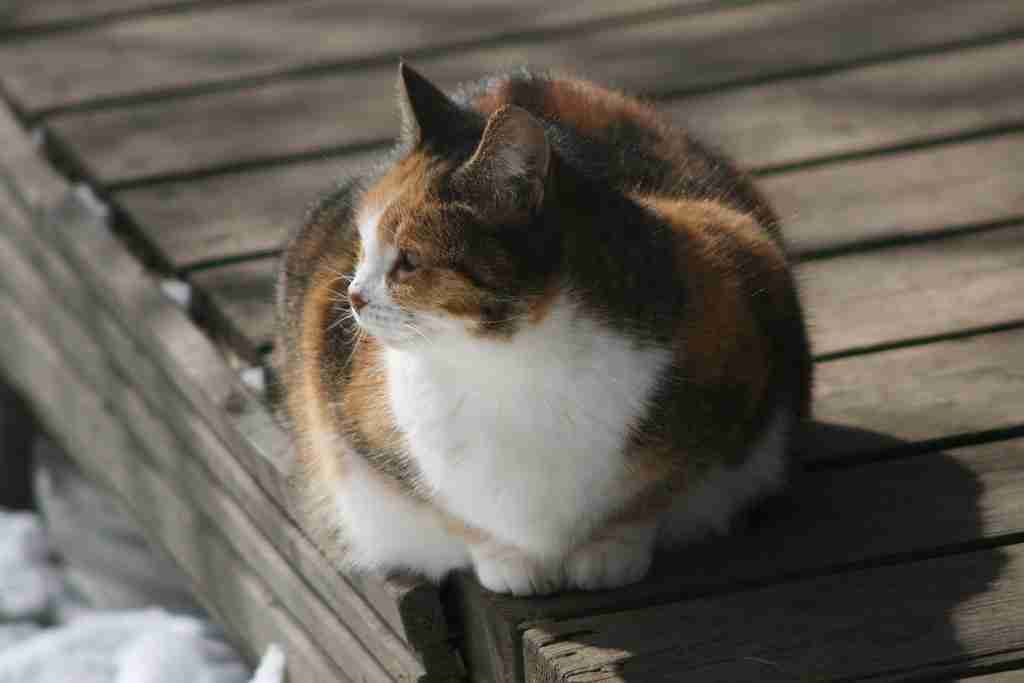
[240,366,267,395]
[0,512,59,622]
[159,279,193,309]
[0,510,285,683]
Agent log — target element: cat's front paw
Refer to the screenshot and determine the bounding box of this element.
[471,547,563,596]
[564,523,656,591]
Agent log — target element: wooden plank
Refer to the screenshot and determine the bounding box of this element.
[0,0,718,113]
[768,132,1024,256]
[674,37,1024,171]
[189,257,278,350]
[189,131,1024,349]
[116,38,1024,270]
[0,1,219,32]
[813,328,1024,456]
[965,671,1024,682]
[0,104,457,675]
[50,0,1024,184]
[118,152,378,268]
[804,222,1024,356]
[523,542,1024,682]
[0,227,427,680]
[0,287,349,681]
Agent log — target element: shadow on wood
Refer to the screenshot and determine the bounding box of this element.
[519,422,1010,681]
[0,380,37,510]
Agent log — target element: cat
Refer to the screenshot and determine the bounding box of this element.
[275,64,812,595]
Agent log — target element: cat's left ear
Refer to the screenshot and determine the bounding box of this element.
[397,62,468,147]
[457,105,550,215]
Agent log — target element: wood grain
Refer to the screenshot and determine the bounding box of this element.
[1,106,458,677]
[0,190,437,680]
[770,132,1024,255]
[0,0,193,31]
[0,0,716,113]
[965,671,1024,682]
[524,541,1024,681]
[813,327,1024,455]
[49,0,1024,183]
[803,222,1024,356]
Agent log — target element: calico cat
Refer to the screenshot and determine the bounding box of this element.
[275,64,812,595]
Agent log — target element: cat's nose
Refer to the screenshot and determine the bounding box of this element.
[348,286,368,312]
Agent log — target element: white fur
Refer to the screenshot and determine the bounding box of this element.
[386,296,672,557]
[329,436,470,579]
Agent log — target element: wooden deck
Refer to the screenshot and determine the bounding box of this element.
[2,0,1024,680]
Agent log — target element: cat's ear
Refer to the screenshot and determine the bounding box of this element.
[397,62,466,147]
[458,105,550,215]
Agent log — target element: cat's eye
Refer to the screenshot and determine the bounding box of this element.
[395,249,420,276]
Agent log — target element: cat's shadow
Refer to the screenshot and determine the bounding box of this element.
[503,422,1008,680]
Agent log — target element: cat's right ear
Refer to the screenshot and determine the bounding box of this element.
[397,62,466,148]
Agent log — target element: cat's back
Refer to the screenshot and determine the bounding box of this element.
[456,71,779,237]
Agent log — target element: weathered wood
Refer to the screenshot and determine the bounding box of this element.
[1,185,460,679]
[1,104,459,678]
[673,37,1024,171]
[769,132,1024,256]
[0,289,350,682]
[0,1,215,31]
[814,327,1024,456]
[47,0,1024,184]
[523,540,1024,681]
[113,37,1024,269]
[189,257,278,351]
[0,227,430,680]
[965,671,1024,682]
[0,0,720,114]
[804,222,1024,356]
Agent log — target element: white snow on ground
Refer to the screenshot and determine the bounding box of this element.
[0,510,284,683]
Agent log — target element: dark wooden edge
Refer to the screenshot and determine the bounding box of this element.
[0,103,463,681]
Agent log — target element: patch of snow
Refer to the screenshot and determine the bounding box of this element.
[72,184,110,221]
[29,127,45,149]
[159,279,192,309]
[240,366,267,395]
[249,645,286,683]
[0,512,60,621]
[0,509,284,683]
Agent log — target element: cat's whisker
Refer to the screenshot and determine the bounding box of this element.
[403,321,431,345]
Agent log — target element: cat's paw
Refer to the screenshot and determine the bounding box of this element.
[471,547,563,596]
[564,523,656,591]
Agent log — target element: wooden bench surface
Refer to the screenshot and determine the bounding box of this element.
[3,0,1024,680]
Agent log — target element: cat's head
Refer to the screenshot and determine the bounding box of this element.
[346,64,561,348]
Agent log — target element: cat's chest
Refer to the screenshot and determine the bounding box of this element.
[383,308,672,531]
